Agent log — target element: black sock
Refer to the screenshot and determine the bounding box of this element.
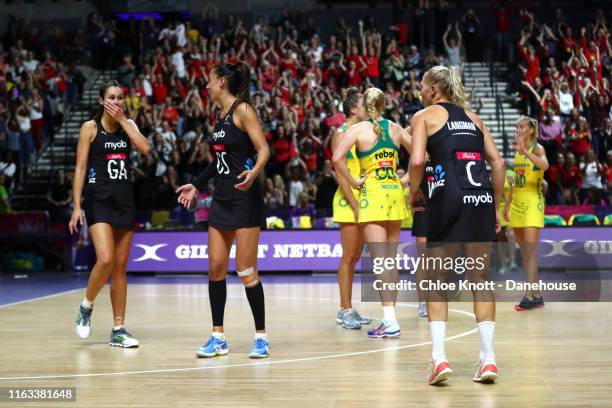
[245,281,265,331]
[208,279,227,327]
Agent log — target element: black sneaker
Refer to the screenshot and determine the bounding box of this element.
[514,296,534,311]
[532,296,545,308]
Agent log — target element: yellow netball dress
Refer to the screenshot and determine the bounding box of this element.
[356,119,409,223]
[332,124,361,223]
[509,143,544,228]
[498,168,514,228]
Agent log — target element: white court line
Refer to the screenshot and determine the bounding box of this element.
[0,288,83,309]
[0,288,478,381]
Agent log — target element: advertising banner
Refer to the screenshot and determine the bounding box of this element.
[127,228,612,272]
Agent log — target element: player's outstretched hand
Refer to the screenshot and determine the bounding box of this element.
[176,184,197,209]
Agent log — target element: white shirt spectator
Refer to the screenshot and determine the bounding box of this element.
[142,77,153,97]
[155,160,167,177]
[580,161,603,189]
[0,161,16,178]
[175,23,187,47]
[288,180,304,207]
[22,58,39,73]
[161,129,176,154]
[172,51,186,79]
[181,130,197,148]
[16,113,31,132]
[158,27,174,42]
[308,46,323,64]
[558,90,574,115]
[30,101,43,120]
[445,46,461,67]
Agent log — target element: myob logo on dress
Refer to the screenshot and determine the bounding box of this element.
[463,192,493,206]
[105,140,127,150]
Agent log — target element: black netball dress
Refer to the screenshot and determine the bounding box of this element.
[411,161,432,237]
[425,103,496,242]
[84,119,135,230]
[194,101,264,230]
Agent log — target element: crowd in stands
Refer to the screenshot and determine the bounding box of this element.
[100,2,489,225]
[1,1,611,225]
[506,4,612,206]
[0,15,86,214]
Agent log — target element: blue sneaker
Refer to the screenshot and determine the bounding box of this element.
[341,309,362,330]
[249,337,270,359]
[354,309,373,325]
[367,319,401,338]
[196,335,229,358]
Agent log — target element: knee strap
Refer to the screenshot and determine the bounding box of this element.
[237,267,255,278]
[245,279,260,288]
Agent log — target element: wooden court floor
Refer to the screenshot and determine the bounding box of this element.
[0,281,611,407]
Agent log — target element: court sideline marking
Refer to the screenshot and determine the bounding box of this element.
[0,287,477,381]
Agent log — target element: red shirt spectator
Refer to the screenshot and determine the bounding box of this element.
[324,111,346,129]
[260,65,278,93]
[292,102,305,125]
[364,55,380,78]
[152,77,168,105]
[203,53,218,74]
[162,104,180,128]
[517,44,540,84]
[190,59,204,79]
[492,0,512,33]
[273,129,296,164]
[569,126,591,158]
[346,52,364,70]
[560,31,577,54]
[42,59,57,80]
[546,163,562,185]
[281,55,299,79]
[561,163,582,189]
[55,72,68,94]
[300,135,320,172]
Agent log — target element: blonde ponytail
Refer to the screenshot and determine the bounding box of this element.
[424,65,467,108]
[363,87,385,138]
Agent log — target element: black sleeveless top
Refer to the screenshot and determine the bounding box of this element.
[86,119,132,186]
[209,101,260,203]
[426,102,495,242]
[210,101,257,179]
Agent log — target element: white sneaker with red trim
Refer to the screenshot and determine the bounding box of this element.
[473,360,498,383]
[428,358,453,385]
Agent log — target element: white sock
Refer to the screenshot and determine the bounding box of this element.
[382,306,397,323]
[429,321,447,362]
[477,321,496,362]
[81,298,93,309]
[254,332,267,340]
[113,325,124,331]
[212,332,225,340]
